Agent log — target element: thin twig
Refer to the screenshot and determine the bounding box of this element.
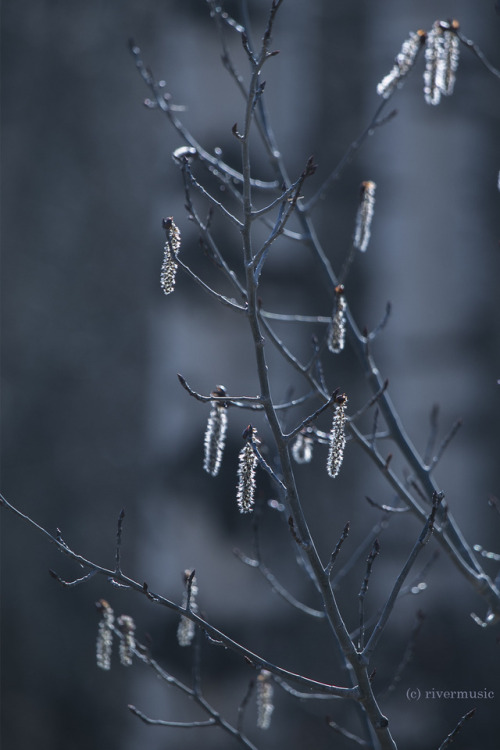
[115,508,125,575]
[428,418,463,472]
[457,29,500,80]
[358,539,380,651]
[365,496,409,514]
[437,708,476,750]
[326,522,351,577]
[361,493,443,663]
[129,40,279,191]
[326,717,369,746]
[383,610,425,696]
[129,706,217,729]
[234,548,325,618]
[0,492,357,697]
[285,390,339,441]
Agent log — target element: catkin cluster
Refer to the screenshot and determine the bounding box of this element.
[377,20,460,107]
[424,20,460,105]
[96,600,136,670]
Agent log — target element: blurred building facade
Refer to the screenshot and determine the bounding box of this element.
[2,1,499,748]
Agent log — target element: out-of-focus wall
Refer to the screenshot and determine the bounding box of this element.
[2,2,499,749]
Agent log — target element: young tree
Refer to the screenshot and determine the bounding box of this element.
[3,2,500,749]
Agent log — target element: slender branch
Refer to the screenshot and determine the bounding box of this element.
[285,389,339,441]
[365,496,408,514]
[49,569,97,587]
[129,40,279,190]
[177,374,260,405]
[129,707,216,729]
[115,508,125,575]
[234,548,325,618]
[358,540,381,651]
[182,162,243,228]
[304,99,395,210]
[457,30,500,79]
[326,717,369,746]
[361,493,443,663]
[326,522,351,577]
[428,418,463,473]
[176,256,247,312]
[383,610,425,696]
[437,708,476,750]
[0,492,355,696]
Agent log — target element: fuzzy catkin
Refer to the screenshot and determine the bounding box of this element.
[291,432,314,464]
[256,670,274,730]
[160,217,181,295]
[96,600,114,671]
[353,182,376,253]
[377,30,426,99]
[117,615,136,667]
[236,427,258,514]
[327,289,347,354]
[203,387,228,476]
[326,395,348,479]
[424,21,460,105]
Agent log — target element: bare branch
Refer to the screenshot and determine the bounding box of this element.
[361,493,444,662]
[129,706,217,729]
[428,418,463,473]
[234,548,325,618]
[128,40,279,190]
[457,29,500,80]
[326,717,369,746]
[437,708,476,750]
[326,522,351,577]
[115,508,125,575]
[358,539,381,651]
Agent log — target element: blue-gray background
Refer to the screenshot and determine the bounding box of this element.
[2,1,500,748]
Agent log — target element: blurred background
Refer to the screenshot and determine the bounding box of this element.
[2,1,500,748]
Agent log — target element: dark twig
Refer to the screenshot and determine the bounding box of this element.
[248,435,287,491]
[457,29,500,80]
[361,493,443,663]
[326,522,351,577]
[285,389,339,441]
[0,493,356,697]
[49,569,97,587]
[367,302,392,341]
[331,517,389,589]
[348,380,389,423]
[326,717,369,746]
[428,418,463,472]
[488,495,500,518]
[358,539,381,651]
[129,706,217,729]
[304,99,394,210]
[365,496,409,514]
[437,708,476,750]
[115,508,125,575]
[129,40,279,191]
[383,610,425,696]
[234,548,325,618]
[237,679,255,734]
[424,404,440,467]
